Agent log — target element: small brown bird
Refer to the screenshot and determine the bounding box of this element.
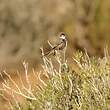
[43,32,67,56]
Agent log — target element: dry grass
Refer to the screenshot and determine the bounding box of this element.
[0,45,110,110]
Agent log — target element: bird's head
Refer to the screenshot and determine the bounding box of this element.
[60,32,67,41]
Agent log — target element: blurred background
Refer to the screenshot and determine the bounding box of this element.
[0,0,110,109]
[0,0,110,72]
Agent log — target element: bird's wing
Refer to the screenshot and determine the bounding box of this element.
[52,41,63,50]
[43,42,64,57]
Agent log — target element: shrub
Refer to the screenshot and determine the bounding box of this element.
[0,48,110,110]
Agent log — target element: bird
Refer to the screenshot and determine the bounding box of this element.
[43,32,67,57]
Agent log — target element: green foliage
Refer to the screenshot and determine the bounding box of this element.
[11,51,110,110]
